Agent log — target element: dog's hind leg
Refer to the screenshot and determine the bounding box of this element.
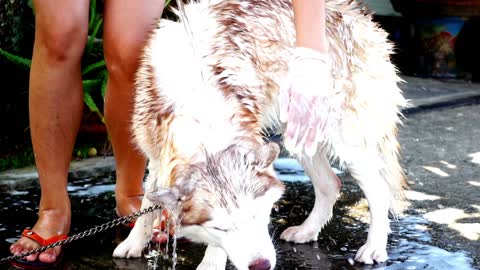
[280,151,341,243]
[196,245,228,270]
[349,159,391,264]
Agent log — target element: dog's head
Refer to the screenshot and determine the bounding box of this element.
[148,142,284,270]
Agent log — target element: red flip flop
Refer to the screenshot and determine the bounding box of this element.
[10,229,68,270]
[122,221,136,229]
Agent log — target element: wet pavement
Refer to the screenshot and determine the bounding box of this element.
[0,153,478,269]
[0,77,479,269]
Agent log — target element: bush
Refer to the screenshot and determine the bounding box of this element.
[0,0,33,157]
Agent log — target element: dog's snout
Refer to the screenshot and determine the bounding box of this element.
[248,258,271,270]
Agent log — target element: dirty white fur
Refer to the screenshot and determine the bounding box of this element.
[113,0,407,268]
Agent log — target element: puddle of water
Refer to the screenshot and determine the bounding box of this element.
[0,158,477,269]
[274,158,343,183]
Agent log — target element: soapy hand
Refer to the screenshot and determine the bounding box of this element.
[280,47,334,157]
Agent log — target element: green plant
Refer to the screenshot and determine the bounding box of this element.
[0,0,107,123]
[81,0,107,123]
[0,0,175,125]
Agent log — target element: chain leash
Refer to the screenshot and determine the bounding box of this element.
[0,204,164,265]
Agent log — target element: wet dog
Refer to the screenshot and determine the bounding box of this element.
[112,0,407,269]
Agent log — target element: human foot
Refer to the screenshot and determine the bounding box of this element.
[9,208,71,264]
[115,193,143,222]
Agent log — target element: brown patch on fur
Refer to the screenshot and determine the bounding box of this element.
[180,198,212,225]
[207,0,289,146]
[254,171,285,199]
[133,58,191,188]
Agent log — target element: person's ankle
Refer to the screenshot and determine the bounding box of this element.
[32,209,71,236]
[35,198,71,231]
[115,192,142,217]
[38,196,71,215]
[115,186,143,202]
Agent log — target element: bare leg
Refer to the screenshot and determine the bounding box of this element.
[103,0,165,217]
[280,151,341,243]
[9,0,89,263]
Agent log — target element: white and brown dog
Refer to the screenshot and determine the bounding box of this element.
[112,0,407,269]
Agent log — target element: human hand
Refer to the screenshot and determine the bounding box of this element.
[279,47,333,157]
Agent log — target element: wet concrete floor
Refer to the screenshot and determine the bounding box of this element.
[0,157,477,270]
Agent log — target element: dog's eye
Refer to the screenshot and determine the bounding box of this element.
[212,226,228,232]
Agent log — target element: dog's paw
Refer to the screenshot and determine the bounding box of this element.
[196,260,226,270]
[354,243,388,264]
[280,225,318,243]
[197,245,227,270]
[112,238,145,258]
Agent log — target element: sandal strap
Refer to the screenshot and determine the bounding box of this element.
[22,229,68,246]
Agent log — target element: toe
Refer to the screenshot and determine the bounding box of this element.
[9,243,17,253]
[12,247,24,256]
[373,250,388,263]
[26,253,39,262]
[38,247,60,264]
[10,244,22,255]
[363,258,374,265]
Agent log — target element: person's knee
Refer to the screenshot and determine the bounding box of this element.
[103,32,145,82]
[35,16,88,63]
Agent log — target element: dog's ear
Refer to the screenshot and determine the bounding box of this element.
[147,165,202,209]
[252,142,280,169]
[147,186,183,210]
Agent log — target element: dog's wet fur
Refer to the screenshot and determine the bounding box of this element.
[112,0,407,269]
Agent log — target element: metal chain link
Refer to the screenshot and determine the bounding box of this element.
[0,204,164,265]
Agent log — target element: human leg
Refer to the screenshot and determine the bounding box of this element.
[102,0,165,217]
[9,0,89,263]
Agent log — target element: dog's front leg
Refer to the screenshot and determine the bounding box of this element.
[280,151,341,243]
[196,245,228,270]
[113,196,155,258]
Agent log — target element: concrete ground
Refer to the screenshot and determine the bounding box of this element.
[385,76,480,267]
[398,101,480,267]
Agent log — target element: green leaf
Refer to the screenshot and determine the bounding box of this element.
[83,92,100,113]
[85,17,103,57]
[83,91,105,123]
[100,71,108,99]
[82,59,106,76]
[165,0,173,7]
[28,0,35,14]
[0,48,32,69]
[88,0,97,31]
[83,79,102,94]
